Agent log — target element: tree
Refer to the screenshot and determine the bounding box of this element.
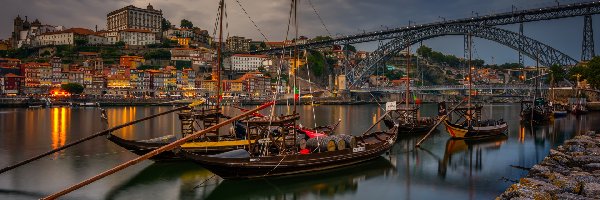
[584,56,600,88]
[61,83,84,94]
[40,50,51,57]
[161,18,172,31]
[548,64,566,83]
[74,38,88,46]
[181,19,193,29]
[115,41,126,48]
[143,49,171,60]
[417,45,433,58]
[345,44,357,52]
[307,50,325,76]
[249,44,258,52]
[259,42,267,49]
[312,35,333,42]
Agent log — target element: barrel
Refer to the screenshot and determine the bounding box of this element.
[339,134,357,149]
[330,135,346,150]
[306,136,336,152]
[284,135,307,149]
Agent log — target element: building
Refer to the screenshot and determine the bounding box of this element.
[2,73,24,95]
[170,47,213,71]
[107,4,162,34]
[22,62,52,88]
[120,55,145,69]
[11,16,65,48]
[228,54,268,72]
[163,28,211,48]
[119,29,157,46]
[226,36,251,52]
[34,28,104,46]
[51,57,62,87]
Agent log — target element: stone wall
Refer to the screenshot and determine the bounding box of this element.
[497,131,600,199]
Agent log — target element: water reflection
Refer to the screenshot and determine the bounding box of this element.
[104,162,219,200]
[51,107,67,150]
[203,157,395,200]
[438,137,507,178]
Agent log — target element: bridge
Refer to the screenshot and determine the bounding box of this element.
[253,1,599,89]
[351,84,557,92]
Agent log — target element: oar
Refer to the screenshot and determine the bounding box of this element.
[42,101,275,200]
[0,106,189,175]
[415,98,466,147]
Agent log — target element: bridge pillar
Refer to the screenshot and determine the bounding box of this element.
[582,15,595,61]
[518,22,524,66]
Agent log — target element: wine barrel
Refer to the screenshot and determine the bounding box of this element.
[330,135,346,150]
[339,134,357,149]
[306,136,336,152]
[298,138,307,150]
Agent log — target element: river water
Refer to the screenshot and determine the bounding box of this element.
[0,104,598,200]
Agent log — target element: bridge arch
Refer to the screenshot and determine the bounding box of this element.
[348,24,578,88]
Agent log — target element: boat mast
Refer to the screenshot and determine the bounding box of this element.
[293,0,298,114]
[216,0,225,110]
[406,41,410,108]
[467,32,472,127]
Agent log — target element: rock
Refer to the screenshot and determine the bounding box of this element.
[571,155,600,166]
[583,163,600,171]
[567,144,587,153]
[554,192,593,200]
[582,182,600,198]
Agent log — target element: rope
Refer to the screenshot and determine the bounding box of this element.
[234,0,269,42]
[307,0,331,36]
[305,50,318,130]
[193,174,217,189]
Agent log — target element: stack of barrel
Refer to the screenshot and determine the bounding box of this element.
[304,134,357,153]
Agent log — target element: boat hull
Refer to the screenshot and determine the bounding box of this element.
[443,120,507,139]
[106,134,249,161]
[180,127,398,179]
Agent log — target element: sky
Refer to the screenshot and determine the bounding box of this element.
[0,0,598,66]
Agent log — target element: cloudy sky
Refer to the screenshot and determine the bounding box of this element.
[1,0,598,65]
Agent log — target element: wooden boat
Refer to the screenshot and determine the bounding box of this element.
[439,33,507,139]
[439,102,508,139]
[520,98,552,124]
[392,105,436,135]
[552,103,568,117]
[389,42,436,136]
[203,157,394,199]
[106,106,252,161]
[569,98,588,115]
[179,112,398,179]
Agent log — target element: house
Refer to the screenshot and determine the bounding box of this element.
[2,73,24,95]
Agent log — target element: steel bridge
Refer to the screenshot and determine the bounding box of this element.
[254,1,599,54]
[253,1,599,89]
[352,84,556,92]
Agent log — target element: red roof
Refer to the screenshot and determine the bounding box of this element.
[3,73,24,78]
[42,28,96,36]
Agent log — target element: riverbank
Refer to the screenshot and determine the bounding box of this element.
[497,131,600,199]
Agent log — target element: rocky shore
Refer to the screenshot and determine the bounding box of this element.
[497,131,600,199]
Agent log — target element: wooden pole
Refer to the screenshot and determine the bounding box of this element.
[0,106,188,175]
[363,111,391,135]
[42,101,275,200]
[415,98,466,147]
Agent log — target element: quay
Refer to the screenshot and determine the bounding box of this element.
[497,131,600,199]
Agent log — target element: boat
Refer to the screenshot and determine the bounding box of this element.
[389,42,436,136]
[440,33,507,139]
[179,115,398,179]
[549,72,568,118]
[179,0,397,180]
[440,102,508,139]
[520,98,552,124]
[569,97,588,115]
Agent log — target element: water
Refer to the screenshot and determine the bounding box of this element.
[0,104,598,200]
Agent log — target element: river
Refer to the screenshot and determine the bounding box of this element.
[0,104,598,200]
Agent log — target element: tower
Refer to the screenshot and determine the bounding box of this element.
[582,15,595,61]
